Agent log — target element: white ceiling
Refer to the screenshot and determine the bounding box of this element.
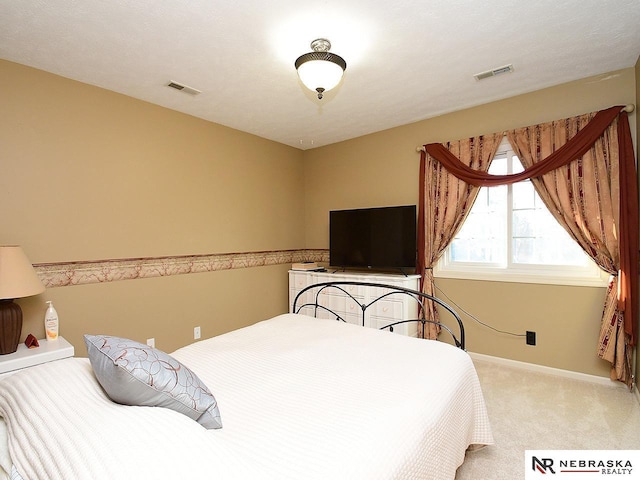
[1,0,639,150]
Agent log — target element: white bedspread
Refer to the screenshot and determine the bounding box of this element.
[0,314,492,479]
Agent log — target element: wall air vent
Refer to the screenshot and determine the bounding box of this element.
[474,64,514,81]
[166,81,202,96]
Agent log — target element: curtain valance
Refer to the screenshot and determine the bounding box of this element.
[423,106,623,186]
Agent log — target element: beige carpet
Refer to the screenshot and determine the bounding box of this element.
[455,358,640,479]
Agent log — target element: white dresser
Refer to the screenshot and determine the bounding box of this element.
[289,270,421,337]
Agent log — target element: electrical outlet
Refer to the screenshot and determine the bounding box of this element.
[526,331,536,346]
[147,338,155,348]
[194,326,201,340]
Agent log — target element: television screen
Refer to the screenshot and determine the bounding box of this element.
[329,205,417,271]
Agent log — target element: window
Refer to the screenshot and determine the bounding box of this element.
[435,137,608,286]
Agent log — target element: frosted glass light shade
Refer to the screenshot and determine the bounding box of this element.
[297,59,345,93]
[294,39,346,99]
[0,246,45,300]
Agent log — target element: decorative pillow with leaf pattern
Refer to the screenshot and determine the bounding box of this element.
[84,334,222,429]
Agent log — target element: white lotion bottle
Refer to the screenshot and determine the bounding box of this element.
[44,301,59,341]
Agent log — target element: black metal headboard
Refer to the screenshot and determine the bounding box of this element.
[292,281,465,350]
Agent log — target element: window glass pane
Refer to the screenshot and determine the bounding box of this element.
[512,209,534,237]
[512,205,591,266]
[450,209,506,263]
[450,239,471,262]
[450,170,507,264]
[513,237,535,263]
[488,184,506,210]
[451,238,500,262]
[511,155,524,174]
[513,181,535,209]
[489,156,507,175]
[472,188,490,212]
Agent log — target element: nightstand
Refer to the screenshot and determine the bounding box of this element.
[0,336,74,377]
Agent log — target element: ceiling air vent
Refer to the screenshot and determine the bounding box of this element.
[166,81,202,96]
[474,64,514,81]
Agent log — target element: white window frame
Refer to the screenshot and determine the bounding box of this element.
[434,137,609,287]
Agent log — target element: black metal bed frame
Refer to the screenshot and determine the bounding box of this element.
[292,281,465,350]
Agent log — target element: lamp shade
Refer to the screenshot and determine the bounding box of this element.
[0,246,45,300]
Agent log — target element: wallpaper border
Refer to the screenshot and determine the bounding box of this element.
[34,249,329,288]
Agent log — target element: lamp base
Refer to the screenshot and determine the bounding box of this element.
[0,299,22,355]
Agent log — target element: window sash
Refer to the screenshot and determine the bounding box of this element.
[435,138,608,287]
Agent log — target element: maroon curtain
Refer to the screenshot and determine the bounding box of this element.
[617,112,638,346]
[423,106,638,350]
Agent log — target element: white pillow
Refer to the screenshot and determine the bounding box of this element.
[84,334,222,429]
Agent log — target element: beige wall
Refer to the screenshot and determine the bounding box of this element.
[1,60,305,354]
[2,58,637,379]
[302,68,637,377]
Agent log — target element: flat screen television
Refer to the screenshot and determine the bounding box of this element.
[329,205,417,272]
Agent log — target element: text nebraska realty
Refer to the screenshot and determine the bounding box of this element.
[560,459,632,475]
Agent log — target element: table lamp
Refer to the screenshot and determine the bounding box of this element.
[0,246,45,354]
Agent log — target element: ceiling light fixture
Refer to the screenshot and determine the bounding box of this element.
[295,38,347,100]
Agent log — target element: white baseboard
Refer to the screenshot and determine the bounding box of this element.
[468,351,629,390]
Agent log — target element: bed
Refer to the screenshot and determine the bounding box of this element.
[0,282,492,480]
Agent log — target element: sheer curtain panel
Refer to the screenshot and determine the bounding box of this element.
[417,134,502,339]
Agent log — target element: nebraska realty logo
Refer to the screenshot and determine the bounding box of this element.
[525,451,640,479]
